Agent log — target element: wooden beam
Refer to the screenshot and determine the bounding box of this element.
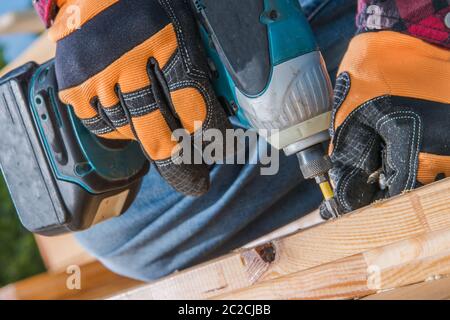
[0,10,44,35]
[34,234,95,273]
[243,209,323,249]
[113,178,450,300]
[363,276,450,300]
[215,228,450,300]
[0,261,143,300]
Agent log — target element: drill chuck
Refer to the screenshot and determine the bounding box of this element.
[296,144,332,180]
[296,144,342,219]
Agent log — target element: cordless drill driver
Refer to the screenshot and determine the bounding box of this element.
[0,0,338,237]
[190,0,341,218]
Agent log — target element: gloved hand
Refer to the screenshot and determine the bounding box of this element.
[49,0,230,196]
[323,31,450,218]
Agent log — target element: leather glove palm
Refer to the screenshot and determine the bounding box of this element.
[324,31,450,217]
[50,0,230,196]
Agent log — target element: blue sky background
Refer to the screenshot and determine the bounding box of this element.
[0,0,37,62]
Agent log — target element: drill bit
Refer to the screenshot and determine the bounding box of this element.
[296,144,342,219]
[315,175,341,219]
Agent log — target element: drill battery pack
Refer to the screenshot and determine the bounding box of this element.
[0,61,149,236]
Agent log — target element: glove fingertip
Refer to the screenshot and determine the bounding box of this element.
[155,160,211,197]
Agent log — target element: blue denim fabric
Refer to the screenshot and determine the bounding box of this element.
[75,0,357,281]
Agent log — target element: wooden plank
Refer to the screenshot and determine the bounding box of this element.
[0,261,143,300]
[363,276,450,300]
[215,228,450,300]
[0,10,44,35]
[243,209,323,249]
[34,234,95,273]
[113,178,450,300]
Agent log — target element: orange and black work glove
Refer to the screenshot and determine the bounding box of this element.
[50,0,230,196]
[322,31,450,218]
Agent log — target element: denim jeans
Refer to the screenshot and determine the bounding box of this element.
[75,0,357,281]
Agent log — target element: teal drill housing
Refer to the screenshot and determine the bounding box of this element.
[191,0,341,218]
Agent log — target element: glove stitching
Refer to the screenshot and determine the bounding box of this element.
[91,126,115,135]
[330,72,351,138]
[154,142,189,166]
[338,136,378,211]
[333,95,388,154]
[163,51,181,76]
[376,112,421,191]
[375,112,409,181]
[123,89,152,100]
[121,54,180,103]
[82,116,102,125]
[376,112,410,187]
[110,118,128,127]
[384,144,400,188]
[121,53,180,102]
[383,117,417,190]
[128,103,159,117]
[81,110,116,135]
[155,155,184,167]
[168,80,214,131]
[88,100,160,129]
[81,120,115,135]
[336,110,421,210]
[103,104,123,115]
[160,0,207,79]
[377,111,421,188]
[153,79,215,166]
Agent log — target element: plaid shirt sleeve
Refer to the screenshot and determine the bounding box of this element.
[357,0,450,48]
[34,0,450,48]
[33,0,57,28]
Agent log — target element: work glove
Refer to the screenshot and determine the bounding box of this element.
[322,31,450,218]
[49,0,230,196]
